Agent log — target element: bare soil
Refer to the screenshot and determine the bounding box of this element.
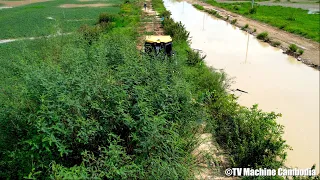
[186,0,320,69]
[59,3,111,8]
[192,124,237,180]
[0,0,50,7]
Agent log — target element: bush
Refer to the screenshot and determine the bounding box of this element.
[162,18,190,42]
[241,24,249,30]
[257,31,269,41]
[297,49,304,55]
[78,24,102,45]
[233,5,240,10]
[271,41,281,47]
[231,19,237,24]
[186,49,206,66]
[289,44,298,52]
[160,10,171,18]
[249,7,257,14]
[98,12,116,24]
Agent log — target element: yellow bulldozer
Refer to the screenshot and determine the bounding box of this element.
[144,35,174,56]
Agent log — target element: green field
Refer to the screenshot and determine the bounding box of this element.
[204,0,320,42]
[0,0,121,39]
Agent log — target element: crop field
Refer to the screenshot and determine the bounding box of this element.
[0,0,121,39]
[205,0,320,42]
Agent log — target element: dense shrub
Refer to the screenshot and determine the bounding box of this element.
[0,31,201,179]
[249,7,257,14]
[186,49,206,66]
[98,12,116,24]
[162,17,190,42]
[78,24,103,45]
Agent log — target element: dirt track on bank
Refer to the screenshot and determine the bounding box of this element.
[185,0,320,69]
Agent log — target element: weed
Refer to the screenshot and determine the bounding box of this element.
[289,44,298,52]
[231,19,237,24]
[193,4,205,10]
[249,7,257,14]
[257,31,269,41]
[271,41,281,47]
[186,49,206,66]
[297,49,304,55]
[286,16,296,21]
[253,28,257,32]
[241,24,249,30]
[233,5,240,10]
[98,12,116,24]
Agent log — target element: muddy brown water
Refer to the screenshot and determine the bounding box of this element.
[163,0,319,172]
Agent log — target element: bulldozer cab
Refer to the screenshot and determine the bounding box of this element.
[144,35,173,56]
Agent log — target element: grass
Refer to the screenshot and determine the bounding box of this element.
[257,31,269,41]
[289,43,298,52]
[0,0,121,39]
[193,4,205,10]
[204,0,320,42]
[271,40,281,46]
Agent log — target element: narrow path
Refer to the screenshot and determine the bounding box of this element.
[185,0,320,69]
[137,0,164,50]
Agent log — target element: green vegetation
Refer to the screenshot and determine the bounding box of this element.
[0,0,292,178]
[257,31,269,41]
[289,43,298,52]
[154,0,289,174]
[271,40,281,47]
[204,0,320,42]
[193,4,222,18]
[231,18,237,24]
[288,44,304,55]
[241,23,249,30]
[297,48,304,55]
[193,4,205,10]
[0,0,121,39]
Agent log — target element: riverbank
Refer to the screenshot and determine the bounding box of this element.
[188,0,320,69]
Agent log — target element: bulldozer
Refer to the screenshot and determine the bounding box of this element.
[144,35,174,57]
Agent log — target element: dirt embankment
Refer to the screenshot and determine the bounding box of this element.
[185,0,320,69]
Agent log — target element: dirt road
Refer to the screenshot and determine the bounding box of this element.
[185,0,320,69]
